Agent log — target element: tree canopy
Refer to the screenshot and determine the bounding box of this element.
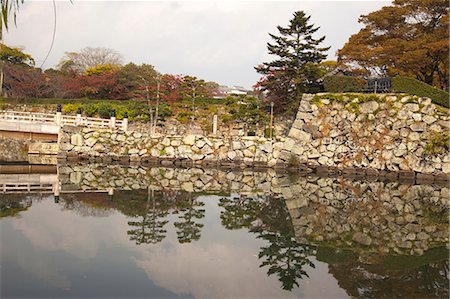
[255,11,330,110]
[338,0,449,90]
[0,43,34,66]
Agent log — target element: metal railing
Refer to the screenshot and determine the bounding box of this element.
[0,110,128,131]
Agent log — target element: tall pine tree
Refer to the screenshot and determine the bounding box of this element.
[255,11,329,110]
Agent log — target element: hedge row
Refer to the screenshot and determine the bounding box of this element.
[323,75,366,93]
[391,76,449,108]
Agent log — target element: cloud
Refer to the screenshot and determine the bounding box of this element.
[5,1,388,88]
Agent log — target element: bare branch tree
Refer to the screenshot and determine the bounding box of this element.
[57,47,123,74]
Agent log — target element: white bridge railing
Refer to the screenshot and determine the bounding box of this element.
[0,110,128,131]
[0,183,54,193]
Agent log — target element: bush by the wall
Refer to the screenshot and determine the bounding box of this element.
[323,75,366,93]
[392,76,449,108]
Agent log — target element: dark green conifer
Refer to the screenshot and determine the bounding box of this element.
[255,11,330,109]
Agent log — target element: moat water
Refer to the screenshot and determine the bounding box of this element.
[1,165,448,298]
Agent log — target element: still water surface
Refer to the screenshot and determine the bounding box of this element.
[1,166,448,298]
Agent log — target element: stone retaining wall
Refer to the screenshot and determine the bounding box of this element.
[57,93,450,177]
[58,126,285,168]
[279,93,450,175]
[0,137,29,162]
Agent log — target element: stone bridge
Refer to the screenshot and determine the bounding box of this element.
[0,109,128,162]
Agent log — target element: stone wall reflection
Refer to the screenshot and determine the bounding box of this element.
[58,164,450,255]
[285,177,449,256]
[320,247,449,298]
[58,164,281,195]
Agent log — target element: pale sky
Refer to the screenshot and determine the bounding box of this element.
[4,0,389,88]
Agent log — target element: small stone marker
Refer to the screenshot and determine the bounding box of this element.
[213,114,218,135]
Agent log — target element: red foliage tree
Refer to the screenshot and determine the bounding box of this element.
[3,64,48,98]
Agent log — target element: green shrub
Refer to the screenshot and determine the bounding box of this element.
[264,127,276,138]
[157,102,173,119]
[115,106,129,120]
[176,111,192,123]
[392,76,449,108]
[425,131,449,155]
[62,103,82,113]
[132,114,150,122]
[221,114,232,123]
[97,103,114,118]
[323,75,366,93]
[84,103,98,117]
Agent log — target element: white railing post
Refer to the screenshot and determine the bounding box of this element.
[56,104,62,126]
[110,110,116,129]
[53,182,60,203]
[76,108,82,126]
[122,112,128,131]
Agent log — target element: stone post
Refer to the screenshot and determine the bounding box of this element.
[212,114,218,135]
[110,110,116,129]
[122,112,128,131]
[56,104,62,126]
[76,107,82,126]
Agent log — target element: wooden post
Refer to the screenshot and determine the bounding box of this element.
[155,76,160,133]
[269,102,274,139]
[190,87,196,130]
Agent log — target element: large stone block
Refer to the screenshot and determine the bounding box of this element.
[360,101,379,114]
[283,138,296,152]
[288,128,311,143]
[70,134,83,146]
[84,137,97,147]
[410,122,426,132]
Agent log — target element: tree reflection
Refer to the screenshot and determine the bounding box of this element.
[0,196,32,218]
[323,247,449,298]
[219,196,265,230]
[219,195,315,291]
[257,231,315,290]
[127,188,168,245]
[173,194,205,243]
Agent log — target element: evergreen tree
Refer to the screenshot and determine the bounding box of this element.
[255,11,329,110]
